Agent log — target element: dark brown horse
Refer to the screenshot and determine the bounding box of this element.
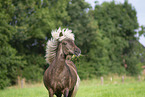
[44,29,81,97]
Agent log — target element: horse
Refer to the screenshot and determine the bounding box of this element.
[43,28,81,97]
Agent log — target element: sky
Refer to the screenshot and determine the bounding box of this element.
[85,0,145,46]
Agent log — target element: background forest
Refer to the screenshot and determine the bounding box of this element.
[0,0,145,89]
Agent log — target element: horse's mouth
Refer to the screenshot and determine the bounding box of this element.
[74,53,81,57]
[74,49,81,56]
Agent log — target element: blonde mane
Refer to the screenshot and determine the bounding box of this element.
[45,27,75,64]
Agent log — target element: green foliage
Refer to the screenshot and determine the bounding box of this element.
[0,44,26,89]
[139,25,145,37]
[92,1,142,75]
[24,55,46,68]
[0,0,26,89]
[0,58,10,89]
[64,0,92,53]
[22,65,43,82]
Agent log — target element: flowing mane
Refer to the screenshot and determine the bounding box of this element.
[45,27,75,64]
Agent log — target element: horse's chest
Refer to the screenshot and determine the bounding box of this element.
[50,67,75,90]
[49,74,70,92]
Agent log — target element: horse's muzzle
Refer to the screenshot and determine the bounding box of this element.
[74,48,81,56]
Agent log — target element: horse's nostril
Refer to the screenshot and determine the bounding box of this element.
[75,48,79,51]
[75,48,79,52]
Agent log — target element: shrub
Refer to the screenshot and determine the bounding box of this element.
[22,65,43,82]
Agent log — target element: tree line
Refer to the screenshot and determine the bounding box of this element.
[0,0,145,89]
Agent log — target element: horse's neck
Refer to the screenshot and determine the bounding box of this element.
[56,43,65,60]
[54,43,66,69]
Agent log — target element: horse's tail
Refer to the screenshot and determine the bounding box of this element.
[71,75,80,97]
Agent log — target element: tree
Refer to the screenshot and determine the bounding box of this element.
[93,0,141,75]
[63,0,111,78]
[9,0,70,83]
[0,0,26,89]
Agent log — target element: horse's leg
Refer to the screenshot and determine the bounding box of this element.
[56,94,62,97]
[69,75,80,97]
[68,89,74,97]
[49,89,54,97]
[63,89,69,97]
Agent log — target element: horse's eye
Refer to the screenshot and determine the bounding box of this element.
[63,42,67,45]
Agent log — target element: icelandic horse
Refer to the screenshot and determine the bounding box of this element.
[44,28,81,97]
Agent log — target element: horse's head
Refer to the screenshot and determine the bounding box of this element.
[61,39,81,56]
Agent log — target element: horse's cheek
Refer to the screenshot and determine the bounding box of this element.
[64,49,69,55]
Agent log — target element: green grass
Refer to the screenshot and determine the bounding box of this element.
[77,79,145,97]
[0,77,145,97]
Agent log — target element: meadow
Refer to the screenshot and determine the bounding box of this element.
[0,76,145,97]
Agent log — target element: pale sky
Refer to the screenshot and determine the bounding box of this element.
[85,0,145,46]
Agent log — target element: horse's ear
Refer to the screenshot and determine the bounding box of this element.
[59,32,63,37]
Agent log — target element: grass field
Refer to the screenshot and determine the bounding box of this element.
[0,77,145,97]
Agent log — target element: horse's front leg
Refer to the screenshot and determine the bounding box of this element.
[63,88,69,97]
[48,88,54,97]
[56,94,62,97]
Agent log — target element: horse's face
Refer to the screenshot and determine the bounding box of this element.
[62,39,81,56]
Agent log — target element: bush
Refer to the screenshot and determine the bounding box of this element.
[0,66,10,89]
[22,65,43,82]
